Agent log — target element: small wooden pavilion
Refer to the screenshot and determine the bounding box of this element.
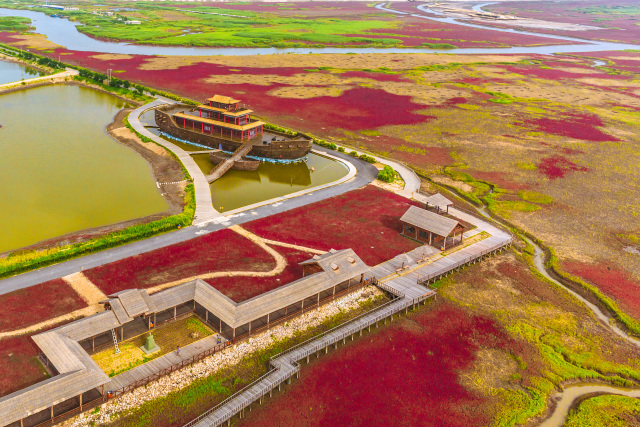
[424,193,454,214]
[400,205,465,250]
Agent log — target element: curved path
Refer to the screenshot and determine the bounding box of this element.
[0,66,78,90]
[0,146,377,297]
[129,99,222,224]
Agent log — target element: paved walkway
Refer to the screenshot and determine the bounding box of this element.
[0,149,376,296]
[129,99,222,224]
[0,66,79,90]
[186,209,512,427]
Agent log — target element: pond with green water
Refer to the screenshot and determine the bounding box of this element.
[0,85,168,253]
[145,127,348,212]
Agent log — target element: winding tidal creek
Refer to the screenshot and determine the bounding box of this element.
[0,85,167,253]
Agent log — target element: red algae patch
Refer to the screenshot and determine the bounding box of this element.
[468,170,529,191]
[537,155,588,179]
[205,247,313,303]
[522,112,619,142]
[245,186,421,266]
[240,302,508,426]
[0,279,86,333]
[84,229,274,294]
[0,335,48,397]
[563,261,640,319]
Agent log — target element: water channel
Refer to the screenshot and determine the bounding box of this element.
[0,85,167,253]
[1,5,639,56]
[0,59,43,85]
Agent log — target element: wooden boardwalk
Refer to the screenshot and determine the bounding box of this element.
[185,207,512,427]
[106,334,226,393]
[206,144,253,183]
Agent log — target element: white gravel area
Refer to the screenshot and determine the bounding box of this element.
[61,286,384,426]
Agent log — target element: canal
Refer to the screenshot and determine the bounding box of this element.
[0,85,168,253]
[0,59,43,85]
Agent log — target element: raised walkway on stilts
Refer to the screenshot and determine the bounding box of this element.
[184,207,512,427]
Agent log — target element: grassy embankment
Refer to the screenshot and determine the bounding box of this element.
[0,44,198,279]
[2,1,405,48]
[565,394,640,427]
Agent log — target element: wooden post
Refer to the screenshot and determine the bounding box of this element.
[174,306,177,320]
[120,327,123,342]
[51,406,54,422]
[193,300,196,311]
[79,393,83,411]
[154,312,156,327]
[92,336,95,351]
[332,286,336,300]
[317,293,320,309]
[248,321,252,336]
[301,299,304,314]
[205,310,209,323]
[220,318,222,333]
[429,232,433,246]
[148,316,151,330]
[233,328,236,338]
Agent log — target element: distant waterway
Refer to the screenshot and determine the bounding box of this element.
[0,59,43,85]
[1,6,638,56]
[0,85,168,253]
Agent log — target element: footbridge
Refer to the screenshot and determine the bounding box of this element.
[184,209,512,427]
[205,144,253,183]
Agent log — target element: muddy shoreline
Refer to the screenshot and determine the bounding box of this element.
[0,103,187,257]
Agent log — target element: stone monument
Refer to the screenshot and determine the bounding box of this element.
[140,333,160,355]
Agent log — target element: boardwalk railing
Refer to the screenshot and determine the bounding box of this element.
[182,289,437,427]
[110,340,230,399]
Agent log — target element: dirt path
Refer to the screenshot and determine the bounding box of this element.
[0,227,324,339]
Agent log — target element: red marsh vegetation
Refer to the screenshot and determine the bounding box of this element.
[0,279,86,332]
[245,186,421,266]
[563,261,640,319]
[536,155,588,179]
[84,229,274,294]
[205,247,314,302]
[240,302,510,426]
[0,335,49,397]
[522,112,619,142]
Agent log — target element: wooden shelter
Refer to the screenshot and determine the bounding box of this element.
[400,205,465,250]
[0,250,369,426]
[424,193,454,213]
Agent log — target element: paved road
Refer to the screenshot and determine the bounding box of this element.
[0,66,79,90]
[129,99,222,224]
[0,150,377,296]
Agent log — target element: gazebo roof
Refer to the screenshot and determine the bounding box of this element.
[208,94,241,105]
[424,193,453,209]
[400,205,461,237]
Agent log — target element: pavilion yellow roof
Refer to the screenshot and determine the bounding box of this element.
[173,113,264,132]
[208,95,241,105]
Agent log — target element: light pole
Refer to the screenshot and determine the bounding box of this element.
[107,68,112,84]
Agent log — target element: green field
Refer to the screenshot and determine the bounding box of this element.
[0,0,405,48]
[0,16,31,31]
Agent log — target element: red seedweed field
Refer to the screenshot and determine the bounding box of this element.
[0,279,86,333]
[522,112,618,142]
[244,186,421,266]
[537,155,588,179]
[0,335,48,397]
[84,229,275,294]
[240,302,511,426]
[205,247,314,302]
[563,261,640,319]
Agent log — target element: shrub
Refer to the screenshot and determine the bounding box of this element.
[377,165,396,183]
[359,154,376,163]
[349,150,359,157]
[338,146,345,152]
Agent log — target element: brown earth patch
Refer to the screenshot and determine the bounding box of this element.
[90,54,135,61]
[6,34,60,50]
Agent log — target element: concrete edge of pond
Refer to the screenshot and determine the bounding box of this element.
[0,64,78,90]
[129,99,223,224]
[212,148,357,219]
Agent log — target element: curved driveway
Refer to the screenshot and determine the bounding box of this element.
[0,147,377,295]
[129,99,222,224]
